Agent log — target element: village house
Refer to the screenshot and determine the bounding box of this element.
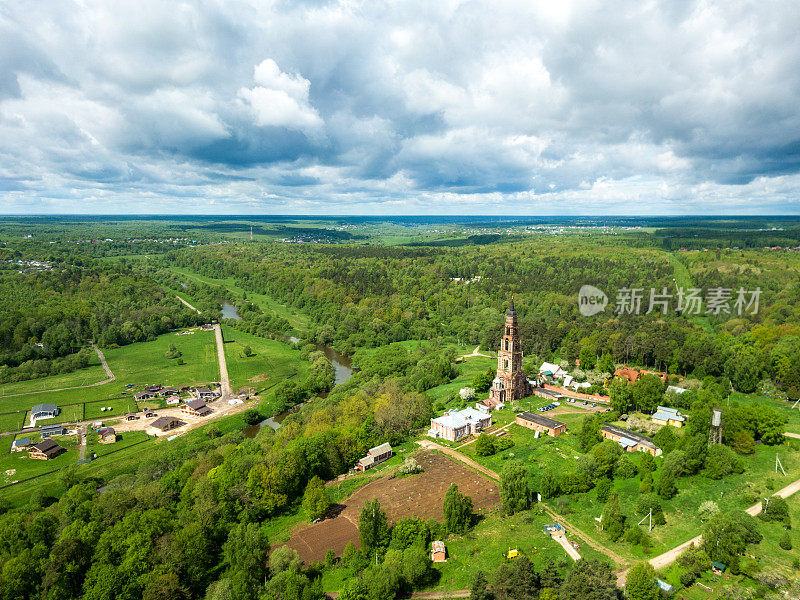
[651,406,686,428]
[29,439,66,460]
[134,391,155,402]
[166,396,181,405]
[98,427,116,444]
[356,442,393,471]
[149,416,185,433]
[539,362,567,380]
[182,399,212,417]
[431,541,446,563]
[428,407,491,442]
[515,411,567,437]
[40,424,66,438]
[613,367,640,383]
[144,385,163,394]
[194,387,216,400]
[158,387,179,397]
[479,398,505,411]
[600,423,662,456]
[11,438,32,452]
[30,403,59,421]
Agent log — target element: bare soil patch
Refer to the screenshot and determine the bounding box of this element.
[285,450,500,563]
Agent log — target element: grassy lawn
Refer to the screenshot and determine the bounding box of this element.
[424,354,496,404]
[221,325,309,393]
[418,508,610,592]
[86,429,151,458]
[0,432,80,486]
[102,328,219,388]
[0,360,107,396]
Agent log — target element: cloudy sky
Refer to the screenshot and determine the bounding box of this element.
[1,0,799,215]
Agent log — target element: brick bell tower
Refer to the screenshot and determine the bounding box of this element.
[489,298,531,403]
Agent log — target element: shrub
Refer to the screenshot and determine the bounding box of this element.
[780,532,793,551]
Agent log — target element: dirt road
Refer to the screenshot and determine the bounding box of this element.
[459,345,490,359]
[416,439,500,481]
[214,324,233,398]
[92,343,115,382]
[176,295,201,314]
[784,432,800,439]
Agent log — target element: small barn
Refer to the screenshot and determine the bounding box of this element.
[29,439,66,460]
[515,411,567,437]
[98,427,116,444]
[431,541,446,563]
[40,425,66,438]
[11,438,32,452]
[356,442,393,471]
[651,406,686,428]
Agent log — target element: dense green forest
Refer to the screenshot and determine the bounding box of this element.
[0,266,202,383]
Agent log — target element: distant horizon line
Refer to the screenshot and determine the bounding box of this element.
[2,214,800,219]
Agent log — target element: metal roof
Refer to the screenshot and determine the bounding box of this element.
[517,411,566,431]
[31,403,58,414]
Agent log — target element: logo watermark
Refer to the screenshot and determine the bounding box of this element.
[578,285,761,316]
[578,285,609,316]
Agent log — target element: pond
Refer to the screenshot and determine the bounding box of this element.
[221,302,241,321]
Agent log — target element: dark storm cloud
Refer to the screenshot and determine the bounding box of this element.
[0,0,799,214]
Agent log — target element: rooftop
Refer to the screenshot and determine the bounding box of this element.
[601,423,658,449]
[517,411,566,430]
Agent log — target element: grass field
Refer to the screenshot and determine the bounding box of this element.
[0,432,80,486]
[86,429,151,458]
[424,353,496,404]
[221,325,309,393]
[0,329,220,432]
[0,359,107,396]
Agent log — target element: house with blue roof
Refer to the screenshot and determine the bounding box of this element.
[651,406,686,428]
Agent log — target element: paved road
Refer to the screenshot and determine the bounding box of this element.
[176,294,201,314]
[0,343,115,399]
[213,323,233,399]
[551,531,582,561]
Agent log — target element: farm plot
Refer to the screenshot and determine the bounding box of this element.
[286,450,500,563]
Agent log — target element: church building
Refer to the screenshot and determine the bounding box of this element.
[488,299,532,404]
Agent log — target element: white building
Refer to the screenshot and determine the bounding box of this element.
[428,407,491,442]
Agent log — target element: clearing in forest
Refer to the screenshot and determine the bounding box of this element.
[285,450,500,563]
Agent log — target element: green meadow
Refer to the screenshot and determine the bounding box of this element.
[0,328,220,432]
[221,325,310,393]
